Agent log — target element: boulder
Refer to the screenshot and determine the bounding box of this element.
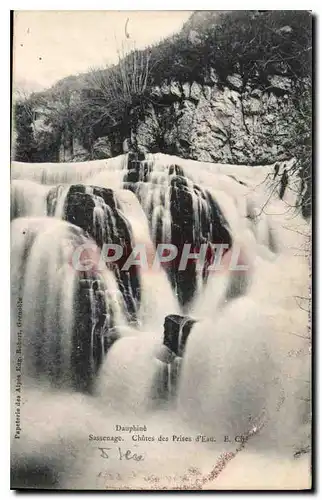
[163,314,197,357]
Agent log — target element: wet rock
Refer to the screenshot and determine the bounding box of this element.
[168,164,185,176]
[150,314,197,405]
[71,272,119,393]
[163,314,197,357]
[124,161,233,308]
[123,151,152,183]
[53,183,141,324]
[169,176,232,307]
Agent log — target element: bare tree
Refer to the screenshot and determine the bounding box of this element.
[82,43,152,151]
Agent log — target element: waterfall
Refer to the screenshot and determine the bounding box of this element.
[11,217,78,389]
[11,180,51,219]
[11,152,310,488]
[11,217,124,392]
[11,155,127,185]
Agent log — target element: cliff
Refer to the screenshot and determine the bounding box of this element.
[13,11,312,168]
[134,75,295,164]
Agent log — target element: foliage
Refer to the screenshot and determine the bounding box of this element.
[286,80,312,218]
[79,45,152,151]
[147,10,312,89]
[13,96,36,162]
[200,11,312,88]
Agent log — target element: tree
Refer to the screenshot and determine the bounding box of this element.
[82,44,152,153]
[13,91,37,162]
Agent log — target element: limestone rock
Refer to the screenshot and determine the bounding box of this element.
[227,74,243,91]
[268,75,293,92]
[134,77,296,164]
[28,70,298,166]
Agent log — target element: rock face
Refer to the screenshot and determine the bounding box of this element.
[168,175,232,307]
[17,72,296,166]
[134,77,294,164]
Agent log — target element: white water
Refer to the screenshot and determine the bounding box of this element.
[11,153,311,489]
[11,155,127,185]
[11,180,51,219]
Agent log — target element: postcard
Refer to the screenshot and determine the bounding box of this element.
[11,10,312,490]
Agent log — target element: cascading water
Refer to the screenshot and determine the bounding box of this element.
[11,180,52,219]
[11,216,124,392]
[11,152,311,489]
[11,155,128,185]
